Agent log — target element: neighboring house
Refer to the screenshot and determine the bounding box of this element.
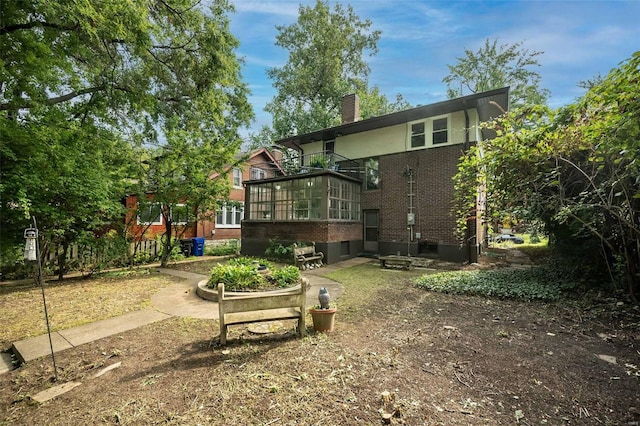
[126,147,285,242]
[207,147,285,241]
[240,88,509,264]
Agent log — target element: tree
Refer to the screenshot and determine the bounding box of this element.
[453,52,640,301]
[358,87,412,120]
[130,129,245,267]
[443,38,549,109]
[1,0,252,273]
[264,0,382,137]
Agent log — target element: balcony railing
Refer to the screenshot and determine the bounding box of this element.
[282,151,362,180]
[246,151,363,181]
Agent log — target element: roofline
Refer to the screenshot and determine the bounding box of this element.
[275,87,509,150]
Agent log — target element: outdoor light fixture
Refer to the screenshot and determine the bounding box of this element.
[24,217,58,380]
[23,228,37,261]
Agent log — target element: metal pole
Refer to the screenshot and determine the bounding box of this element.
[32,216,58,380]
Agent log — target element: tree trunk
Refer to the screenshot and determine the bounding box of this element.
[57,242,69,280]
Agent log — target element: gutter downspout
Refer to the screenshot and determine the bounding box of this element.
[463,103,477,264]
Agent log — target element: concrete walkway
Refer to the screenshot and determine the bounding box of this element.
[2,257,374,373]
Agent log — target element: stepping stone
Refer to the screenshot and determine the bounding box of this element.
[33,381,82,403]
[247,321,286,334]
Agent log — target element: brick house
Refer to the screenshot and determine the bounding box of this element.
[126,147,284,242]
[240,88,509,264]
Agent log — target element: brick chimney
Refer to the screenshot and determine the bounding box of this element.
[341,94,360,124]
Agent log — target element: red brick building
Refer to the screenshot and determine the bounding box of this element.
[126,147,284,242]
[241,88,508,264]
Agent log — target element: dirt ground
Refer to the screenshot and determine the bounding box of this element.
[0,258,639,425]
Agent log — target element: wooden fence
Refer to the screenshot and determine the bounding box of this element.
[42,240,160,270]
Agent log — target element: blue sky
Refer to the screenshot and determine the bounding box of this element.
[228,0,640,137]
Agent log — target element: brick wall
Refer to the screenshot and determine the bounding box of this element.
[241,220,362,264]
[362,145,466,246]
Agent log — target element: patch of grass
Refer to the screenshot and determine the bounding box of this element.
[491,233,549,248]
[323,263,426,319]
[415,267,577,301]
[0,272,180,349]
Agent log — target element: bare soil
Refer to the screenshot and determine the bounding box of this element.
[0,257,639,425]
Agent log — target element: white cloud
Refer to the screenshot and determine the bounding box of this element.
[231,0,301,17]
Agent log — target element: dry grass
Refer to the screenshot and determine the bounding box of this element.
[0,269,181,349]
[0,260,638,425]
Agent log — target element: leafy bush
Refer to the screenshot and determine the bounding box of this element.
[264,239,294,262]
[207,263,266,291]
[267,265,300,288]
[206,240,239,256]
[415,267,579,301]
[207,259,299,291]
[229,256,273,270]
[169,245,186,262]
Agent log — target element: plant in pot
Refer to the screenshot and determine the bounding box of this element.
[309,287,337,332]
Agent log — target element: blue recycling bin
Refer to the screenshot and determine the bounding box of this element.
[192,237,205,256]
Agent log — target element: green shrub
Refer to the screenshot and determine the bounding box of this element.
[267,265,300,288]
[206,260,300,292]
[207,263,266,291]
[415,267,579,301]
[229,256,273,270]
[264,239,294,262]
[206,240,239,256]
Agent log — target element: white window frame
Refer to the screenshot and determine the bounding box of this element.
[232,167,242,188]
[432,116,449,145]
[407,114,451,150]
[137,202,163,225]
[171,203,189,225]
[251,167,267,180]
[216,202,244,228]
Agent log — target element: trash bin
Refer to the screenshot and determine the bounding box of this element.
[192,237,205,256]
[179,239,193,257]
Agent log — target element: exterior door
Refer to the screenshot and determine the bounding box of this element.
[363,210,379,252]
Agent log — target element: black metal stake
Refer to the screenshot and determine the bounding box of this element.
[32,217,58,380]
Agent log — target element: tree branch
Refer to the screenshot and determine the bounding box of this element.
[0,20,78,35]
[0,86,106,111]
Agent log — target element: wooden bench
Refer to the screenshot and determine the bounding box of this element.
[217,278,308,345]
[379,255,414,270]
[293,243,324,270]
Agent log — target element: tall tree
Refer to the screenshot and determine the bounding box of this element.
[130,130,242,267]
[453,52,640,300]
[443,38,549,109]
[0,0,252,272]
[264,0,382,137]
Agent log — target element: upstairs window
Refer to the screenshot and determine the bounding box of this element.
[408,115,450,149]
[432,117,448,144]
[232,168,242,187]
[410,122,425,148]
[251,167,267,180]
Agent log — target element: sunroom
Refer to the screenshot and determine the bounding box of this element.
[241,168,364,264]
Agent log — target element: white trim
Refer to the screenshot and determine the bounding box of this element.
[232,167,242,188]
[216,201,244,227]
